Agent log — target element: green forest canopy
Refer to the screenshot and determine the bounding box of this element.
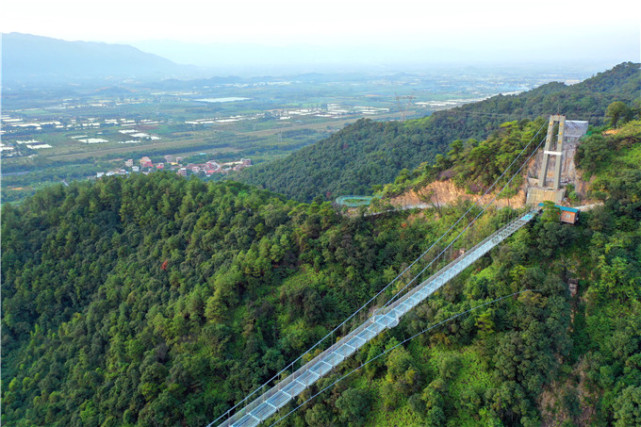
[2,116,640,426]
[237,62,640,202]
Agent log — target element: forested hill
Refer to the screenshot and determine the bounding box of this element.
[236,62,640,202]
[2,115,640,426]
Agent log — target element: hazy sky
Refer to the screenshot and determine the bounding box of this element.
[3,0,640,67]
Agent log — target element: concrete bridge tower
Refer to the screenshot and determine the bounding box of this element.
[526,115,588,205]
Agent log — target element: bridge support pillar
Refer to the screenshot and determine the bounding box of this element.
[538,115,566,190]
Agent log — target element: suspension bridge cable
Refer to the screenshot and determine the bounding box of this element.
[381,127,547,308]
[268,289,537,427]
[435,109,604,122]
[383,131,547,308]
[209,121,545,425]
[371,120,545,309]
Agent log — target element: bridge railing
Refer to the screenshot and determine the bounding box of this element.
[380,210,536,317]
[217,210,538,426]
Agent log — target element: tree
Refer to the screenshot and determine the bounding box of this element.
[613,386,641,426]
[540,201,560,223]
[335,388,371,425]
[475,309,496,338]
[606,101,631,127]
[304,402,334,426]
[422,379,447,427]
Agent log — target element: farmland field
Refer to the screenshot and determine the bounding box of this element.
[1,68,586,202]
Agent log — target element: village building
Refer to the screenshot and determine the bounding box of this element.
[538,203,580,225]
[140,156,153,168]
[206,160,221,170]
[559,206,579,224]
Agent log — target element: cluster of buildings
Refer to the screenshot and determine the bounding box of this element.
[1,114,160,136]
[96,155,252,179]
[185,113,264,126]
[184,103,391,127]
[274,104,390,121]
[171,156,252,177]
[118,129,161,143]
[1,115,65,134]
[1,113,164,156]
[1,138,53,156]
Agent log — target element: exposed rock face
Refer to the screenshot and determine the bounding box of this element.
[389,179,527,210]
[388,120,591,210]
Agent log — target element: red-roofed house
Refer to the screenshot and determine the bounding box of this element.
[140,156,153,168]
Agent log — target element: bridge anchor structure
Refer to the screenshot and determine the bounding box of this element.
[215,210,538,427]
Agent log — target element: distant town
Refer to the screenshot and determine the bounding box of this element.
[96,155,252,178]
[0,113,165,158]
[3,67,580,204]
[0,101,393,158]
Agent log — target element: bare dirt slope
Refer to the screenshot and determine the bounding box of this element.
[388,179,527,210]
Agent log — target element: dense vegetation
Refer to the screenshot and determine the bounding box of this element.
[237,62,640,202]
[378,117,549,199]
[3,112,640,426]
[2,172,460,425]
[379,99,640,199]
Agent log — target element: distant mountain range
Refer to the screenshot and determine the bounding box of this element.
[1,33,195,85]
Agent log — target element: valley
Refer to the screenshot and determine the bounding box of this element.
[2,67,588,202]
[1,31,639,426]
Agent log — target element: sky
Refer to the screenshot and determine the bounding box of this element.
[3,0,640,69]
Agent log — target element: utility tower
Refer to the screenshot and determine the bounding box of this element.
[395,94,416,121]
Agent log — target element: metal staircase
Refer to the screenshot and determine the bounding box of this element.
[216,210,538,427]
